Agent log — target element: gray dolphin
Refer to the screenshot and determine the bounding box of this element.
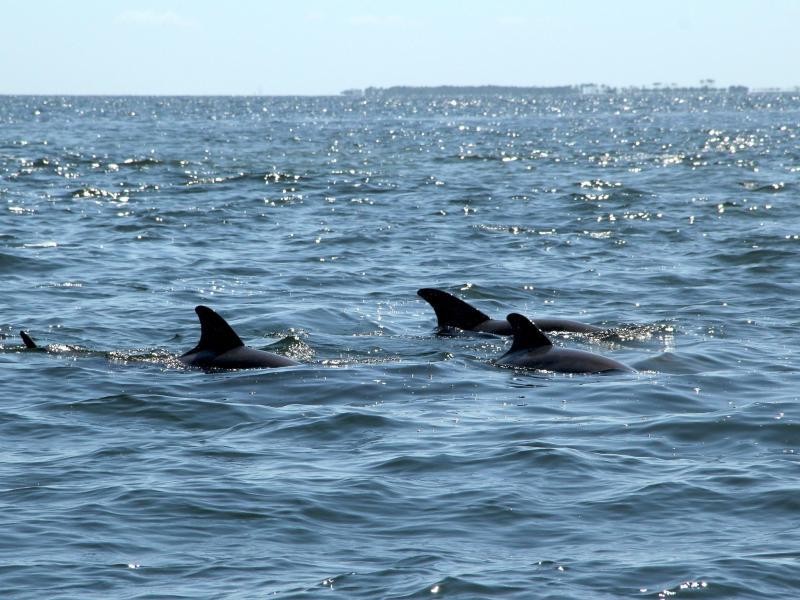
[16,331,89,356]
[496,313,633,374]
[417,288,604,335]
[179,305,298,370]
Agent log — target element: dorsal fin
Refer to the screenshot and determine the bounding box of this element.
[185,306,245,355]
[417,288,491,330]
[20,330,37,349]
[506,313,552,353]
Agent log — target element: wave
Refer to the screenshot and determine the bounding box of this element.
[183,170,304,187]
[739,181,789,193]
[0,251,61,274]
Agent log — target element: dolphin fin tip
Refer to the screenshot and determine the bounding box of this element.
[506,313,552,352]
[418,287,491,330]
[20,330,37,349]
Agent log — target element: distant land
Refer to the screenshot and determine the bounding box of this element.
[340,83,800,97]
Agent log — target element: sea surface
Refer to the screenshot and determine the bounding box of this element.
[1,91,799,599]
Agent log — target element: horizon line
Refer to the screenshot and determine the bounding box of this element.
[2,83,799,98]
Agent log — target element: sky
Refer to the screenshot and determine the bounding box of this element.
[1,0,798,95]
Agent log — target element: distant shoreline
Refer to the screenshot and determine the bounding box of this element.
[341,84,770,97]
[6,84,800,98]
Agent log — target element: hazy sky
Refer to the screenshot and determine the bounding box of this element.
[2,0,798,95]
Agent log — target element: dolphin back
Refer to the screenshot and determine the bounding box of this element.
[502,312,633,374]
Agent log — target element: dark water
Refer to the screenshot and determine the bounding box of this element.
[1,92,799,598]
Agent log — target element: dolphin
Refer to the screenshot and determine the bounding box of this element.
[179,305,298,370]
[417,288,604,335]
[16,331,87,355]
[496,313,633,374]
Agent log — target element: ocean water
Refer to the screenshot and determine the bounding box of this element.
[1,91,799,598]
